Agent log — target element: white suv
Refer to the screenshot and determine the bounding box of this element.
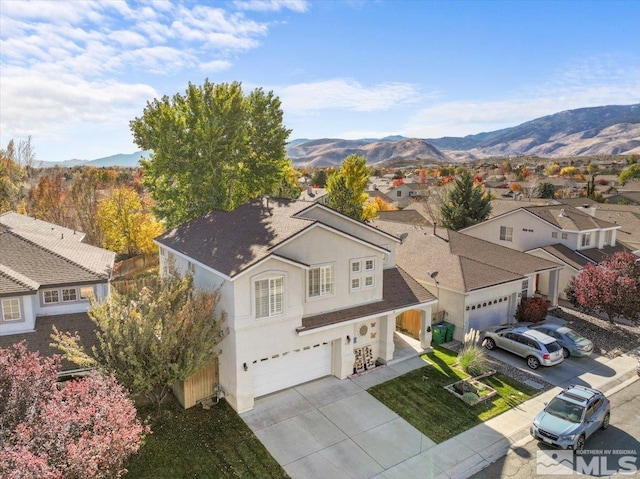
[483,326,564,369]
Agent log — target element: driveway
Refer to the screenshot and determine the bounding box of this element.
[484,348,618,388]
[240,355,441,479]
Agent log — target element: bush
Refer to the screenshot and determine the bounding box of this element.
[515,296,550,323]
[458,344,489,376]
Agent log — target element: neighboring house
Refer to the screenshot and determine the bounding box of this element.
[387,182,434,208]
[460,204,635,300]
[371,219,562,339]
[544,177,586,198]
[155,198,437,412]
[0,212,114,369]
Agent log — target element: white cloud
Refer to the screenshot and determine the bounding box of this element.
[233,0,310,13]
[280,79,425,113]
[200,60,233,73]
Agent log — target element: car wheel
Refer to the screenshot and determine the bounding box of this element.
[602,412,610,430]
[526,356,540,369]
[562,347,570,359]
[484,338,496,350]
[575,435,586,451]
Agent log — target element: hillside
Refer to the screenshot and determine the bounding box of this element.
[286,138,452,167]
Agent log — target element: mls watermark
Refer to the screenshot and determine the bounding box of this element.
[537,449,638,476]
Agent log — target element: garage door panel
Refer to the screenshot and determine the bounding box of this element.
[252,342,332,398]
[468,304,506,332]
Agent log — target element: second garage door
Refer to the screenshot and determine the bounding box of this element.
[252,342,332,398]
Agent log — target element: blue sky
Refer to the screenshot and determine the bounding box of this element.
[1,0,639,163]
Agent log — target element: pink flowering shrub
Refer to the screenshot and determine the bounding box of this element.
[0,342,149,479]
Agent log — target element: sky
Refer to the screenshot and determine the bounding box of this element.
[1,0,639,163]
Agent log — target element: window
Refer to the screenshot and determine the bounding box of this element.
[308,265,333,297]
[561,233,568,240]
[62,288,77,302]
[396,190,402,197]
[365,276,374,287]
[552,232,558,239]
[1,298,22,321]
[188,261,195,274]
[499,226,513,242]
[80,287,94,300]
[255,277,284,318]
[365,259,374,271]
[581,232,591,247]
[521,279,529,298]
[351,278,361,289]
[350,257,375,292]
[43,290,60,304]
[604,230,612,246]
[351,261,361,273]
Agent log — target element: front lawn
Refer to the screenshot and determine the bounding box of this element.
[368,345,539,443]
[126,396,288,479]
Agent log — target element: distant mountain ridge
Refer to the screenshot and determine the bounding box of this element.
[46,104,639,167]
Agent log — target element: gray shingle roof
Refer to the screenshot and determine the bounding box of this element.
[298,267,435,331]
[372,221,561,293]
[0,227,107,293]
[0,212,114,277]
[532,244,591,270]
[156,199,316,277]
[523,205,617,231]
[0,312,98,372]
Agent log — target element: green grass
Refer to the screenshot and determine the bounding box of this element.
[126,396,289,479]
[368,345,539,443]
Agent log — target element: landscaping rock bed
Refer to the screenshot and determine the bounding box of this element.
[445,377,498,406]
[551,306,640,359]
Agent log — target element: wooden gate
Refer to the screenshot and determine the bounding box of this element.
[396,310,421,338]
[172,359,219,409]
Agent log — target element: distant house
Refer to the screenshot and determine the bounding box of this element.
[372,219,562,338]
[460,204,636,300]
[155,198,436,412]
[0,212,114,370]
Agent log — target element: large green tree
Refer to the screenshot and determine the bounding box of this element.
[440,171,492,230]
[326,154,372,221]
[130,80,291,227]
[619,163,640,184]
[52,274,228,409]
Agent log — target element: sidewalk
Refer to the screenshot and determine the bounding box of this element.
[407,351,640,479]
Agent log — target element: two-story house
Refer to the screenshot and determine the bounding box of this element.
[155,198,437,413]
[372,215,562,339]
[0,212,114,368]
[460,204,635,300]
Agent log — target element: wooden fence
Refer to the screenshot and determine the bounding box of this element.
[396,310,422,338]
[172,360,219,409]
[112,253,158,279]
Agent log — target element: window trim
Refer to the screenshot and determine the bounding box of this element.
[499,225,513,242]
[255,276,285,319]
[308,264,334,299]
[581,232,592,248]
[1,298,23,322]
[41,286,91,306]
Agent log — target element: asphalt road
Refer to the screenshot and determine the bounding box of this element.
[469,379,640,479]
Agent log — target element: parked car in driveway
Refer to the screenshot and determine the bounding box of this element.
[531,385,610,451]
[483,326,564,369]
[529,322,594,358]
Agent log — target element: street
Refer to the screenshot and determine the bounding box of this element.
[470,379,640,478]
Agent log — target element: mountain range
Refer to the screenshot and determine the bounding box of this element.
[44,104,640,168]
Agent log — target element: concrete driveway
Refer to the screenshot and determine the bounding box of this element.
[484,348,618,388]
[240,355,443,479]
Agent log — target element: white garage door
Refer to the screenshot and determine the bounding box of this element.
[252,342,332,398]
[468,302,505,333]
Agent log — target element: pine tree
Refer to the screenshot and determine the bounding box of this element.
[440,171,492,230]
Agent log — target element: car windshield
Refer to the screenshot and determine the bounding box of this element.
[545,397,584,423]
[545,341,561,352]
[564,330,586,342]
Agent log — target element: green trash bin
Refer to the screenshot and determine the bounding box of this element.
[432,324,447,345]
[443,322,455,342]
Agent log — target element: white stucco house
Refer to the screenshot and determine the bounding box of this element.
[0,212,114,368]
[155,198,437,413]
[372,214,563,340]
[460,204,636,299]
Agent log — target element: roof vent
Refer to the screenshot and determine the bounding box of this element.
[559,209,566,217]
